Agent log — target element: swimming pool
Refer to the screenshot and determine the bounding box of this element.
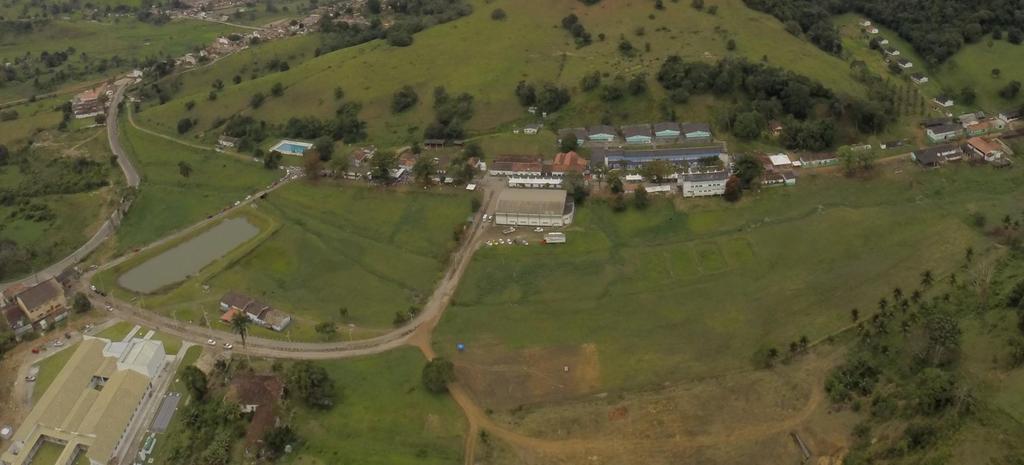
[270,139,313,155]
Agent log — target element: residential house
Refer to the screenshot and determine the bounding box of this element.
[2,303,31,337]
[488,155,544,176]
[679,171,729,197]
[653,122,681,140]
[12,279,67,330]
[763,170,797,186]
[681,122,713,141]
[896,57,913,69]
[880,140,905,150]
[933,96,955,108]
[910,73,929,84]
[768,153,793,169]
[799,152,839,167]
[997,108,1022,125]
[926,123,962,143]
[965,118,1006,137]
[219,292,292,331]
[622,124,653,144]
[217,135,240,148]
[966,137,1004,161]
[587,125,617,143]
[859,20,872,27]
[550,151,587,176]
[558,128,588,147]
[768,120,784,138]
[883,47,900,57]
[523,123,541,135]
[71,84,108,119]
[591,145,725,169]
[867,27,880,34]
[878,38,890,46]
[912,144,962,167]
[958,112,983,126]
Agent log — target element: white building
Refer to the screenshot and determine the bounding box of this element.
[494,189,574,227]
[679,171,729,197]
[507,177,563,189]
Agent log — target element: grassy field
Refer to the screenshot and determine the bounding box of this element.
[135,0,868,148]
[97,181,474,341]
[283,348,466,465]
[114,116,280,252]
[147,345,202,465]
[31,344,77,402]
[0,18,242,102]
[94,321,183,354]
[434,162,1024,407]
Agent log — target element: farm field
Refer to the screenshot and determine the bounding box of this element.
[282,348,466,465]
[96,181,474,341]
[134,0,868,148]
[434,162,1024,409]
[0,18,242,102]
[113,116,280,253]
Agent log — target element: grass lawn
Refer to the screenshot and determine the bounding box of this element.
[283,348,466,465]
[32,345,77,403]
[27,441,64,465]
[93,321,183,354]
[97,181,474,341]
[934,38,1024,113]
[114,116,280,252]
[434,163,1024,404]
[136,0,868,148]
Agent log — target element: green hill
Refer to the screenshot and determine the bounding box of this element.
[136,0,869,148]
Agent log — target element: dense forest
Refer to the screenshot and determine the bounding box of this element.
[318,0,471,53]
[744,0,1024,63]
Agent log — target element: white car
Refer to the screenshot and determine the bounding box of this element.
[223,343,233,350]
[53,340,64,347]
[206,339,216,346]
[534,227,544,232]
[104,304,113,312]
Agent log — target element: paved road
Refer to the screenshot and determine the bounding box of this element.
[0,80,137,290]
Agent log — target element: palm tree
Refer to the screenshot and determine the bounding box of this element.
[230,311,250,355]
[920,270,934,289]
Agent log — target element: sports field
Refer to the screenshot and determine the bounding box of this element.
[114,117,280,252]
[434,162,1024,407]
[98,181,474,341]
[283,348,466,465]
[135,0,868,148]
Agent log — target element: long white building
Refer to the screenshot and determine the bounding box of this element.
[494,189,574,227]
[679,171,729,197]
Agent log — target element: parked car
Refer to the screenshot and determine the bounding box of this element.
[223,343,233,350]
[24,376,36,382]
[206,339,217,346]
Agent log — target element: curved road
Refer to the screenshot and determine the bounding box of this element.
[0,79,138,290]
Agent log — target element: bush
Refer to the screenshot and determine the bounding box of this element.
[176,118,194,134]
[490,8,506,20]
[391,85,419,113]
[72,292,92,313]
[422,358,455,393]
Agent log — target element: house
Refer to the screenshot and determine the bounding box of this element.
[653,122,681,140]
[423,139,446,149]
[681,122,712,141]
[958,111,985,126]
[622,124,653,144]
[558,128,588,147]
[550,151,588,175]
[0,337,165,465]
[11,279,67,330]
[799,152,839,167]
[488,155,544,176]
[523,123,541,135]
[768,153,793,169]
[71,85,108,119]
[217,135,240,148]
[998,108,1022,125]
[224,375,284,446]
[494,189,574,226]
[926,123,962,143]
[859,20,872,27]
[768,120,784,138]
[867,27,879,34]
[880,140,905,150]
[933,96,955,108]
[883,47,900,57]
[896,58,913,69]
[910,73,929,84]
[912,144,962,167]
[591,145,726,169]
[763,170,797,186]
[966,119,1006,137]
[679,171,729,197]
[966,137,1004,161]
[878,38,890,46]
[219,292,292,332]
[587,125,617,143]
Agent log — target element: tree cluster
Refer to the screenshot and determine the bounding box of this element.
[424,86,474,141]
[513,81,571,114]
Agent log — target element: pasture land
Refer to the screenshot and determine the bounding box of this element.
[136,0,868,148]
[282,348,466,465]
[97,181,474,341]
[113,117,280,252]
[434,162,1024,408]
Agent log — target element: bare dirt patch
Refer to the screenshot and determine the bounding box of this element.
[455,343,600,410]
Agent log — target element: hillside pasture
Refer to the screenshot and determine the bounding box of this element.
[135,0,868,148]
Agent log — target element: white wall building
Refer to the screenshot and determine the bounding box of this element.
[679,171,729,197]
[494,189,574,227]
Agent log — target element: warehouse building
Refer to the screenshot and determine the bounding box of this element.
[679,171,729,197]
[494,189,574,227]
[1,337,166,465]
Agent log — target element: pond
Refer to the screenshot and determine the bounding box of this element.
[118,218,260,293]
